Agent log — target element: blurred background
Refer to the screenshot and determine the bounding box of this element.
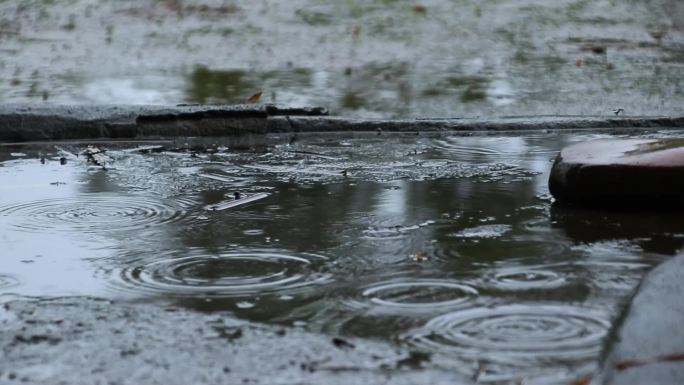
[0,0,682,118]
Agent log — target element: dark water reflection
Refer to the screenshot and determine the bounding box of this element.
[1,131,683,383]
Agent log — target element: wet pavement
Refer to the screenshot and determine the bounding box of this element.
[0,296,474,385]
[2,130,684,383]
[0,0,683,118]
[599,251,684,385]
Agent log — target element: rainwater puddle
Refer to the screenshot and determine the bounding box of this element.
[1,131,683,383]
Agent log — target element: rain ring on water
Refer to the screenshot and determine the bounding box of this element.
[0,274,19,290]
[485,266,568,291]
[98,249,333,298]
[345,279,479,314]
[0,194,193,234]
[404,304,609,360]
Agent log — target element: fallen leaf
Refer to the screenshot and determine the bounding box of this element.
[245,91,263,104]
[649,31,666,44]
[566,376,591,385]
[614,352,684,371]
[412,251,427,262]
[413,5,427,15]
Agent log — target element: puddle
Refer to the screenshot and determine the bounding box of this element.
[1,131,683,382]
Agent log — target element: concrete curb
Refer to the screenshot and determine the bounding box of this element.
[600,252,684,385]
[549,139,684,207]
[1,104,684,141]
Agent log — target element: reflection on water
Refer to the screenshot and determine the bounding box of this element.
[1,131,683,383]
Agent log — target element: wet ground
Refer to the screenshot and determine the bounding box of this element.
[2,130,684,383]
[0,0,683,118]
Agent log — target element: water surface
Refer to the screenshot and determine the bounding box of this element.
[1,131,683,383]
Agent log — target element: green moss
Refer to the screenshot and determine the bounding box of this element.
[295,9,333,26]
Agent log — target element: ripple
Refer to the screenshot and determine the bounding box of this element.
[0,274,19,290]
[406,305,608,360]
[345,280,478,313]
[0,194,193,233]
[99,249,332,298]
[485,267,567,290]
[432,137,557,161]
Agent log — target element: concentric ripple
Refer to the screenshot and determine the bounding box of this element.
[0,274,19,290]
[485,266,568,291]
[0,194,192,233]
[100,249,332,298]
[406,305,609,360]
[346,280,478,313]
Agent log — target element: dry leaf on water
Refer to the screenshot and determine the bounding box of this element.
[613,352,684,371]
[566,376,591,385]
[412,251,427,262]
[413,5,427,15]
[245,91,263,104]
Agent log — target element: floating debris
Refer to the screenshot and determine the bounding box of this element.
[411,251,427,262]
[332,337,355,349]
[205,192,269,211]
[83,146,111,169]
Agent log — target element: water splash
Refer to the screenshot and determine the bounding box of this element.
[449,224,512,239]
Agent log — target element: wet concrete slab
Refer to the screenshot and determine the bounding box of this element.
[549,139,684,207]
[0,104,328,141]
[600,252,684,385]
[0,296,472,385]
[1,104,684,142]
[2,0,683,119]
